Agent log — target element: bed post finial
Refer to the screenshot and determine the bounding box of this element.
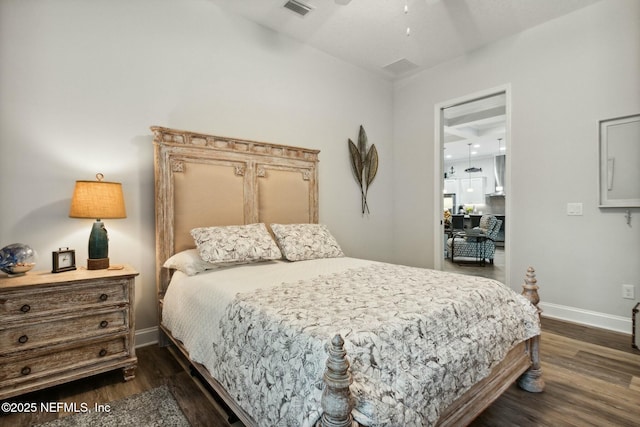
[318,335,356,427]
[521,267,541,313]
[518,266,545,393]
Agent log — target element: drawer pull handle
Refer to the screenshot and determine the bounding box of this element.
[99,349,107,357]
[99,294,108,301]
[100,320,109,328]
[20,304,31,313]
[21,367,31,376]
[18,335,29,344]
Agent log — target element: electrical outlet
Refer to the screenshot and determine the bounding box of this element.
[622,284,635,299]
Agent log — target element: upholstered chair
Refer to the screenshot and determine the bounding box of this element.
[446,215,502,264]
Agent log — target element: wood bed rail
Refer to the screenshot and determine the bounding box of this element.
[318,266,545,427]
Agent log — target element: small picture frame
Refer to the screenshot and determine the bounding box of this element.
[52,248,76,273]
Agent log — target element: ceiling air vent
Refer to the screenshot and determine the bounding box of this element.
[284,0,313,17]
[383,58,419,75]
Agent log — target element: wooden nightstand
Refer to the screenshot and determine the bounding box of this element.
[0,265,138,400]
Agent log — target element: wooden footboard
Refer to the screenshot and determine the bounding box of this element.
[317,267,545,427]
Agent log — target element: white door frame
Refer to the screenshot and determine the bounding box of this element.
[433,84,512,285]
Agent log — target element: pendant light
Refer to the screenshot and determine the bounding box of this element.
[464,143,482,174]
[466,143,474,192]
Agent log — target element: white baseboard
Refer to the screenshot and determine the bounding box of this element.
[540,302,632,335]
[135,326,159,348]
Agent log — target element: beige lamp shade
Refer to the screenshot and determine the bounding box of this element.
[69,176,127,219]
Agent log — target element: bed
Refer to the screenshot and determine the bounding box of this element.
[151,126,544,427]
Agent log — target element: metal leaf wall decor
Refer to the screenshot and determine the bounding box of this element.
[348,125,379,214]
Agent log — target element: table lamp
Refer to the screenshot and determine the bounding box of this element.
[69,173,126,270]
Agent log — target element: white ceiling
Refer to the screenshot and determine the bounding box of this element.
[208,0,601,161]
[443,93,506,162]
[209,0,602,80]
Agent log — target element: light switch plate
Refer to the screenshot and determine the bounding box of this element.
[622,284,635,300]
[567,202,583,216]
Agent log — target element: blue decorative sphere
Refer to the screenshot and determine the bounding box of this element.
[0,243,38,275]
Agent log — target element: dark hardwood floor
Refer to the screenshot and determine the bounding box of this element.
[2,317,639,427]
[472,317,640,427]
[443,247,505,283]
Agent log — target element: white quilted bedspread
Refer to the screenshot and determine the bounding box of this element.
[162,258,540,427]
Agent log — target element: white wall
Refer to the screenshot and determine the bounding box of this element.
[0,0,394,337]
[392,0,640,331]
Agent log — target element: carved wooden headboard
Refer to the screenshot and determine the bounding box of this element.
[151,126,320,301]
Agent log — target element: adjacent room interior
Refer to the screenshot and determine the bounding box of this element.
[440,92,507,283]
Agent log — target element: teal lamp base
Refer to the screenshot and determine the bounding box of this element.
[87,220,110,270]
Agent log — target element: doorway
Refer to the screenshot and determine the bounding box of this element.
[434,87,510,284]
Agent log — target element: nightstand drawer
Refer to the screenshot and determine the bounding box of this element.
[0,280,128,320]
[0,309,128,356]
[0,337,128,385]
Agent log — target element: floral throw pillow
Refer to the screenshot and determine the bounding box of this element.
[191,223,282,264]
[270,223,344,261]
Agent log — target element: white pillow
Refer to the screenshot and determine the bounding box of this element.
[163,249,218,276]
[270,223,344,261]
[191,223,282,264]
